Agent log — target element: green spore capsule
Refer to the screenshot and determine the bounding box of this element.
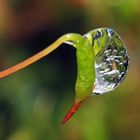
[62,28,129,124]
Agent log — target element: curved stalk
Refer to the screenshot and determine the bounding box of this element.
[0,33,81,78]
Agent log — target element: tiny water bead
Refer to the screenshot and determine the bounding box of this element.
[85,28,129,94]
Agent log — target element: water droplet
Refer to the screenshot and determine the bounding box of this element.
[85,28,129,94]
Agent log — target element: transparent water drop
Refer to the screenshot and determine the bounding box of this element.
[84,28,129,95]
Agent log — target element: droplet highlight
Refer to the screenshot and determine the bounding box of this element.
[85,28,129,94]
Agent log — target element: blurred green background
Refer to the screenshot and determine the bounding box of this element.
[0,0,139,140]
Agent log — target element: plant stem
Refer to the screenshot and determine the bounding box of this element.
[0,33,82,78]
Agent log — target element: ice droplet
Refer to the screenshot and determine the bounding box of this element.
[84,28,129,95]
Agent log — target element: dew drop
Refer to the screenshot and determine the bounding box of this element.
[85,28,129,94]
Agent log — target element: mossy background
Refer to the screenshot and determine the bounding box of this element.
[0,0,139,140]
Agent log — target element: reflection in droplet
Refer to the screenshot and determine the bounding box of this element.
[84,28,129,94]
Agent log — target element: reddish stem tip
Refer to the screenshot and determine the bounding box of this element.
[62,101,82,124]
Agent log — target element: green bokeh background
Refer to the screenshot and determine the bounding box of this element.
[0,0,139,140]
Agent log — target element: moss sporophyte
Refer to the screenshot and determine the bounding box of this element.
[0,28,129,124]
